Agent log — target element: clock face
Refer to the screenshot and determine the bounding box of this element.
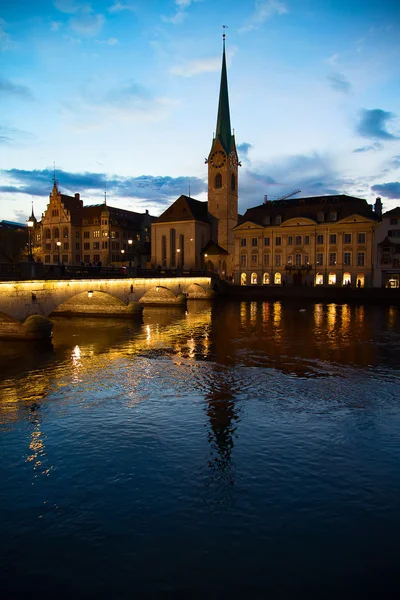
[229,151,238,170]
[210,150,226,168]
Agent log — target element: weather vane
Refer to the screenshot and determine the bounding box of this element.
[222,25,228,41]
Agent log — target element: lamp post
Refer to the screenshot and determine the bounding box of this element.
[128,239,133,274]
[204,253,208,271]
[56,240,61,265]
[27,217,34,262]
[121,248,125,265]
[177,248,181,270]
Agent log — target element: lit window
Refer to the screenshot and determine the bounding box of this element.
[328,272,336,285]
[263,272,270,284]
[251,272,258,284]
[274,272,281,284]
[315,273,323,285]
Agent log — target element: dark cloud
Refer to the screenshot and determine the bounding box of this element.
[353,142,383,153]
[237,142,253,158]
[327,72,351,94]
[0,125,34,145]
[0,77,34,100]
[390,155,400,168]
[238,153,346,212]
[356,109,399,141]
[0,168,207,209]
[371,182,400,200]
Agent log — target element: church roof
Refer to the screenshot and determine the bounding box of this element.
[202,239,229,255]
[156,195,210,224]
[215,38,232,155]
[238,194,380,226]
[383,206,400,217]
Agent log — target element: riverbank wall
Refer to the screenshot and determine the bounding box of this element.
[220,284,400,305]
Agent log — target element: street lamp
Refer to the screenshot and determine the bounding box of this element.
[177,248,181,270]
[26,217,34,262]
[204,253,208,270]
[128,239,133,272]
[121,248,125,265]
[56,240,61,264]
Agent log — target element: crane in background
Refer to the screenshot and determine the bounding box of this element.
[263,189,301,204]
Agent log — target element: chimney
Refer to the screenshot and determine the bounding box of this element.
[263,195,268,204]
[374,196,382,218]
[75,193,80,200]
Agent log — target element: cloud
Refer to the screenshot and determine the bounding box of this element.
[390,155,400,169]
[0,168,207,212]
[0,77,34,101]
[356,108,399,141]
[171,55,221,77]
[69,13,105,36]
[0,18,16,51]
[328,54,339,67]
[54,0,90,14]
[0,125,33,145]
[327,72,351,94]
[371,182,400,200]
[51,21,62,31]
[238,0,288,34]
[353,142,383,153]
[238,152,349,211]
[108,2,135,13]
[96,37,118,45]
[237,142,253,157]
[162,0,196,24]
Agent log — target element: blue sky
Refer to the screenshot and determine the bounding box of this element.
[1,0,399,223]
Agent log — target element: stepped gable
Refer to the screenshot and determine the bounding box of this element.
[240,194,379,226]
[156,195,210,224]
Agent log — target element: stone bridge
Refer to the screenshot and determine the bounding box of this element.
[0,276,214,339]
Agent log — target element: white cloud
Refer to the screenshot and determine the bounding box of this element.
[162,0,196,25]
[108,2,136,13]
[51,21,62,31]
[96,37,119,45]
[0,18,16,51]
[171,47,237,77]
[239,0,288,33]
[54,0,90,14]
[69,13,105,36]
[328,53,339,66]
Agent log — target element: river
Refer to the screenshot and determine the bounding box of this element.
[1,300,400,597]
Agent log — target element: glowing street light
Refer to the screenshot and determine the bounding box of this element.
[121,248,125,265]
[177,248,181,269]
[56,240,61,264]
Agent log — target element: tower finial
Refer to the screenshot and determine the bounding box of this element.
[188,180,191,198]
[222,24,228,42]
[104,181,107,205]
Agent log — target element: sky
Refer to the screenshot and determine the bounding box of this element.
[1,0,400,224]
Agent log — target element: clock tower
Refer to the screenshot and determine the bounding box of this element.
[207,33,239,259]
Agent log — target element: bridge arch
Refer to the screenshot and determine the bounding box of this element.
[139,286,185,306]
[52,291,130,317]
[185,283,208,298]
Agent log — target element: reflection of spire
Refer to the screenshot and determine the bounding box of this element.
[205,375,238,492]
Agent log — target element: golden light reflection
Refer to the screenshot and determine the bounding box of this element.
[327,303,337,329]
[341,304,351,338]
[314,304,324,330]
[388,306,397,329]
[146,325,151,342]
[240,302,247,327]
[262,302,270,323]
[250,302,257,325]
[273,302,282,342]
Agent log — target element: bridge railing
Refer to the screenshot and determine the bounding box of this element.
[0,262,213,281]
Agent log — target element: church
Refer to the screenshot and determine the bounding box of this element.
[151,35,238,278]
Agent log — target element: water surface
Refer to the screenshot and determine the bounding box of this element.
[1,300,400,597]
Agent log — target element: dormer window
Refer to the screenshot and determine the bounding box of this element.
[330,211,337,221]
[317,211,325,222]
[276,215,282,225]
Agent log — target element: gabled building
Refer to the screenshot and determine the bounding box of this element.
[374,206,400,288]
[40,181,153,267]
[151,34,239,277]
[233,194,381,287]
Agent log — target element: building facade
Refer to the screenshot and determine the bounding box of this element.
[233,195,381,288]
[151,35,238,277]
[40,182,152,267]
[374,206,400,288]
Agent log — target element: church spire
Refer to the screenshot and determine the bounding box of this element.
[215,30,232,154]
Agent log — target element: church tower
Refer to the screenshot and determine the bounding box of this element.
[207,33,239,258]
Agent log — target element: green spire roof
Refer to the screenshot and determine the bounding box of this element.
[215,38,232,154]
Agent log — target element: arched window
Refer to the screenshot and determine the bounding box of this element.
[53,227,59,239]
[263,272,270,285]
[231,174,236,191]
[251,272,258,284]
[274,272,282,285]
[63,227,68,238]
[328,272,336,285]
[342,272,351,286]
[315,273,323,285]
[179,234,184,268]
[356,273,365,288]
[45,228,51,240]
[215,173,222,189]
[170,228,176,267]
[161,235,167,266]
[241,272,247,286]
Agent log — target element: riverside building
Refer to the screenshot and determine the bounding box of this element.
[233,194,382,288]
